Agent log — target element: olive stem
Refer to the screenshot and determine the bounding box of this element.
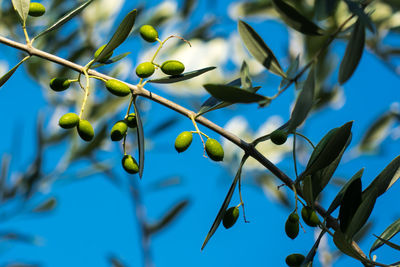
[22,24,31,45]
[189,130,209,139]
[189,113,207,157]
[78,64,91,119]
[294,132,315,149]
[89,75,107,82]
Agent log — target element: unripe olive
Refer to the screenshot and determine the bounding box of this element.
[125,113,137,128]
[58,113,79,129]
[285,253,305,267]
[139,25,159,43]
[49,78,70,92]
[161,60,185,76]
[136,62,155,78]
[301,206,320,227]
[285,213,300,240]
[110,121,128,141]
[205,138,224,162]
[270,129,288,145]
[222,206,239,229]
[174,131,193,153]
[105,79,130,97]
[122,155,139,174]
[28,2,45,17]
[94,44,113,63]
[77,119,94,142]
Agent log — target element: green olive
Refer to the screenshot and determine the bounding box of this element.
[139,25,159,43]
[49,78,70,92]
[105,79,130,97]
[285,213,299,240]
[122,155,139,174]
[205,138,224,162]
[94,44,113,63]
[77,119,94,142]
[285,253,305,267]
[58,113,79,129]
[28,2,45,17]
[136,62,155,78]
[222,206,239,229]
[270,129,288,145]
[125,113,137,128]
[174,131,193,153]
[160,60,185,76]
[110,121,128,141]
[301,206,320,227]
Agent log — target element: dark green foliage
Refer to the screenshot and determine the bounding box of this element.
[94,44,113,63]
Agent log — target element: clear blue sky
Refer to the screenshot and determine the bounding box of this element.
[0,0,399,266]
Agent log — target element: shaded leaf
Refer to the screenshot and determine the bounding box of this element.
[0,59,27,88]
[238,20,286,77]
[148,67,216,84]
[333,230,371,262]
[279,55,299,90]
[146,200,189,235]
[339,178,362,232]
[240,61,252,90]
[338,18,365,84]
[302,230,326,266]
[33,197,57,212]
[12,0,30,25]
[33,0,94,41]
[133,96,145,178]
[372,234,400,252]
[370,218,400,255]
[203,84,267,104]
[315,0,340,21]
[94,9,137,63]
[201,154,248,250]
[344,0,375,33]
[91,52,131,69]
[272,0,324,35]
[287,68,315,132]
[327,168,364,215]
[302,175,314,207]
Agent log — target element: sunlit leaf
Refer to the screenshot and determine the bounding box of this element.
[339,178,362,232]
[338,18,365,84]
[238,20,286,77]
[91,52,131,69]
[94,9,137,63]
[133,96,145,178]
[203,84,267,104]
[33,197,57,212]
[201,154,248,250]
[370,218,400,255]
[12,0,30,25]
[33,0,94,41]
[372,234,400,252]
[272,0,324,35]
[0,59,27,88]
[148,67,216,84]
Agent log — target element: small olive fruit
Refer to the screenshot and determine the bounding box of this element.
[125,113,137,128]
[122,155,139,174]
[175,131,193,153]
[205,138,224,162]
[161,60,185,76]
[105,79,130,97]
[285,253,305,267]
[94,44,113,63]
[50,78,70,92]
[58,113,79,129]
[77,119,94,142]
[222,206,239,229]
[28,2,46,17]
[136,62,155,78]
[139,25,158,43]
[110,121,128,141]
[270,129,288,145]
[285,213,300,240]
[301,206,320,227]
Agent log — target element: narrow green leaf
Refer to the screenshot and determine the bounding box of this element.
[91,52,131,69]
[302,175,314,207]
[302,230,326,266]
[12,0,30,25]
[372,234,400,252]
[370,218,400,255]
[94,9,137,63]
[201,154,248,250]
[203,84,267,104]
[338,18,365,84]
[333,230,371,262]
[33,0,94,41]
[238,20,286,77]
[33,197,57,212]
[279,55,300,90]
[272,0,324,35]
[327,168,364,215]
[240,61,252,90]
[148,67,216,84]
[133,96,145,178]
[344,0,375,33]
[0,59,26,88]
[287,68,315,132]
[339,178,362,232]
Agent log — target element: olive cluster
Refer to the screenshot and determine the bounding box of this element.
[135,25,185,79]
